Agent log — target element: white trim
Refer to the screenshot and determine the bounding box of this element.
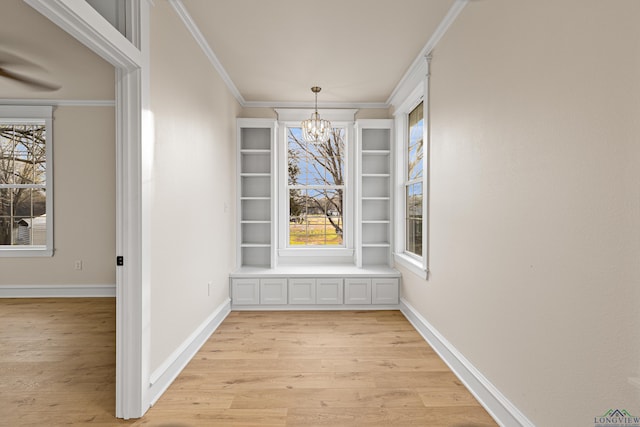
[0,284,116,298]
[387,0,468,108]
[148,298,231,405]
[168,0,245,106]
[0,99,115,107]
[232,304,399,311]
[274,108,358,122]
[166,0,465,110]
[25,0,148,419]
[400,299,535,427]
[393,253,427,279]
[252,101,386,110]
[25,0,141,70]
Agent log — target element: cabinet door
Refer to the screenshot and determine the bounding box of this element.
[260,278,287,304]
[344,278,372,305]
[372,278,399,304]
[231,278,260,305]
[289,278,316,304]
[316,278,344,305]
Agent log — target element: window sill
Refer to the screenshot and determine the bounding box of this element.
[279,248,354,258]
[0,247,54,257]
[393,252,428,280]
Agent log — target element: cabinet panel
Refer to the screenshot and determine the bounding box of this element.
[288,278,316,304]
[372,278,399,304]
[260,278,287,304]
[344,278,372,304]
[317,278,344,305]
[231,278,260,305]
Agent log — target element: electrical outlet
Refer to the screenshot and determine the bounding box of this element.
[74,260,83,271]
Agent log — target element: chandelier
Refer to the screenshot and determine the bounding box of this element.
[301,86,331,144]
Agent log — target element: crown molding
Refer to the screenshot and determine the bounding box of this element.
[0,98,115,107]
[386,0,468,108]
[274,108,359,122]
[168,0,245,106]
[171,0,467,109]
[245,100,388,110]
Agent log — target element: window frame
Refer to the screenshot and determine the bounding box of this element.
[0,105,54,257]
[285,126,347,249]
[394,85,428,278]
[276,116,355,261]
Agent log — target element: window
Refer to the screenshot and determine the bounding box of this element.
[393,84,427,278]
[406,102,423,257]
[286,126,345,247]
[0,106,53,256]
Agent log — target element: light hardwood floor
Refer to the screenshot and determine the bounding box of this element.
[0,299,497,426]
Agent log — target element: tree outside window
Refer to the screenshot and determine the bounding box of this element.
[0,123,47,247]
[287,127,345,246]
[406,102,423,257]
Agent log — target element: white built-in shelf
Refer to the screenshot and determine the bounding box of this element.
[238,120,275,268]
[240,172,270,177]
[362,150,390,155]
[240,149,270,154]
[358,121,393,268]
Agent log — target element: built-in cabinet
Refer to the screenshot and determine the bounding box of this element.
[357,120,394,267]
[233,118,400,310]
[231,275,398,308]
[237,119,276,268]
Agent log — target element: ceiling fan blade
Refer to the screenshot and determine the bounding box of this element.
[0,67,61,91]
[0,50,41,68]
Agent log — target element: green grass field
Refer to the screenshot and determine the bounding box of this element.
[289,214,343,245]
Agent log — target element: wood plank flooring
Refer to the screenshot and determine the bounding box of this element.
[0,299,497,426]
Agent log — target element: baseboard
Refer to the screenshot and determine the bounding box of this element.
[232,304,400,311]
[0,284,116,298]
[400,298,534,427]
[148,298,231,405]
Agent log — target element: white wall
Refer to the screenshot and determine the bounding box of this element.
[399,0,640,425]
[149,1,241,373]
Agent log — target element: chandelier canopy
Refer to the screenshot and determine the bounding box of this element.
[301,86,331,144]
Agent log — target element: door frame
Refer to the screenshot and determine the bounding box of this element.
[24,0,150,419]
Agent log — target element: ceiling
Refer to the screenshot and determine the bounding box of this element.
[0,0,114,100]
[180,0,457,107]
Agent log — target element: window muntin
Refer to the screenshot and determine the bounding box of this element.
[405,102,423,257]
[287,126,345,247]
[0,106,53,256]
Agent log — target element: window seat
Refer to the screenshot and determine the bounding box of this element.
[229,265,401,309]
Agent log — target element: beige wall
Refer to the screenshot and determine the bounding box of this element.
[0,0,116,286]
[0,106,116,284]
[149,1,241,372]
[400,0,640,425]
[0,0,115,100]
